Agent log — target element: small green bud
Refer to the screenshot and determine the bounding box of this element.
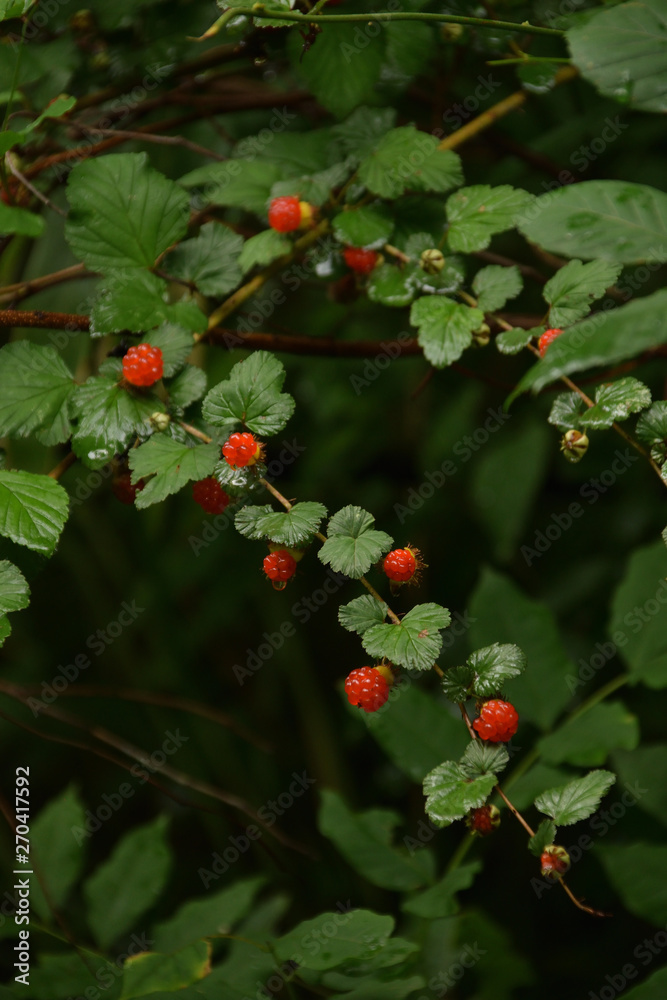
[420,248,445,275]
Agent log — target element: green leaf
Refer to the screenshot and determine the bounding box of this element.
[168,367,207,411]
[202,351,295,437]
[458,741,509,779]
[270,159,353,207]
[495,326,534,355]
[468,642,527,697]
[84,816,172,950]
[509,288,667,398]
[401,862,481,918]
[318,505,393,579]
[120,941,211,999]
[612,745,667,826]
[90,271,206,336]
[318,789,434,891]
[0,202,44,237]
[527,819,557,858]
[338,595,388,636]
[362,603,451,672]
[567,0,667,113]
[623,965,667,1000]
[579,377,652,430]
[139,324,194,378]
[239,229,291,273]
[537,701,639,767]
[274,909,394,970]
[66,153,190,270]
[543,259,622,327]
[332,204,394,248]
[71,362,163,469]
[446,185,534,253]
[288,25,384,120]
[0,341,75,445]
[358,127,462,200]
[367,263,418,307]
[0,470,68,556]
[608,539,667,687]
[0,560,29,615]
[637,401,667,445]
[534,769,616,826]
[332,107,397,164]
[234,501,326,546]
[518,181,667,263]
[166,223,244,297]
[212,457,263,499]
[598,842,667,926]
[180,160,285,216]
[423,761,497,828]
[0,617,10,649]
[129,438,219,509]
[30,786,86,921]
[441,665,475,704]
[548,391,587,431]
[153,876,266,952]
[23,94,76,133]
[409,296,484,368]
[472,265,523,312]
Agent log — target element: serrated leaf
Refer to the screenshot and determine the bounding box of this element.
[367,263,418,307]
[0,202,44,238]
[167,366,207,410]
[71,362,163,469]
[410,296,484,368]
[423,761,497,828]
[180,160,285,216]
[213,458,263,498]
[338,595,388,636]
[202,351,295,437]
[0,616,11,648]
[527,819,557,858]
[534,769,616,826]
[66,153,190,270]
[544,259,622,327]
[495,326,534,355]
[441,665,475,703]
[90,271,206,336]
[401,862,481,919]
[538,701,639,767]
[239,229,291,273]
[0,341,75,444]
[608,540,667,687]
[332,106,398,164]
[468,642,527,696]
[0,560,30,615]
[579,377,652,429]
[288,25,384,120]
[359,127,462,200]
[166,223,244,297]
[548,391,587,431]
[318,789,434,892]
[332,204,394,248]
[274,910,395,971]
[119,941,211,999]
[362,603,451,672]
[0,471,68,556]
[637,401,667,444]
[234,501,326,546]
[138,323,194,377]
[318,505,393,579]
[518,181,667,264]
[473,265,523,312]
[129,437,219,508]
[270,159,353,207]
[446,185,534,253]
[459,741,509,778]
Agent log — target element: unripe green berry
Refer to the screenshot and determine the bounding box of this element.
[150,412,171,432]
[420,248,445,275]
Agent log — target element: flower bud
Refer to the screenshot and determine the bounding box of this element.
[150,412,171,432]
[560,428,589,463]
[420,248,445,274]
[540,845,571,880]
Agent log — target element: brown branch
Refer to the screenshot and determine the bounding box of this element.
[0,309,89,330]
[0,263,92,305]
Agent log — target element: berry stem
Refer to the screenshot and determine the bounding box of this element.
[179,421,213,444]
[494,786,535,837]
[47,451,76,480]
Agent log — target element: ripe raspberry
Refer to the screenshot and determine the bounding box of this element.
[473,699,519,743]
[263,549,297,585]
[343,246,379,275]
[112,473,144,505]
[222,432,262,468]
[466,803,501,837]
[268,196,302,233]
[383,547,418,583]
[345,666,390,713]
[541,845,571,881]
[122,344,163,387]
[192,477,230,515]
[538,327,563,358]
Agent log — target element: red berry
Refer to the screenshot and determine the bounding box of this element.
[222,432,262,468]
[344,666,389,713]
[343,246,379,275]
[112,473,144,505]
[268,196,302,233]
[192,477,230,515]
[538,327,563,358]
[473,699,519,743]
[466,804,500,836]
[383,547,417,583]
[122,344,164,387]
[540,845,571,881]
[263,549,297,582]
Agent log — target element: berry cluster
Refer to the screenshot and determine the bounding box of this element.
[343,246,379,275]
[192,477,230,515]
[122,344,163,387]
[466,804,501,836]
[263,549,297,583]
[473,699,519,743]
[344,665,393,713]
[383,547,419,583]
[268,196,312,233]
[222,432,262,468]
